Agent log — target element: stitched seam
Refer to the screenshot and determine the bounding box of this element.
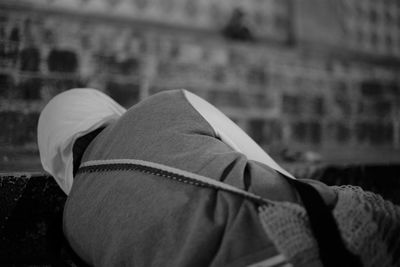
[77,163,268,205]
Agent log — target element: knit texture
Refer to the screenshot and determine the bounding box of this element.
[258,204,323,267]
[259,186,400,267]
[332,185,400,267]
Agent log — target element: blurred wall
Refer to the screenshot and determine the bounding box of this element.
[1,0,400,170]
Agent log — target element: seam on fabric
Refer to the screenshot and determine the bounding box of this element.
[78,160,270,206]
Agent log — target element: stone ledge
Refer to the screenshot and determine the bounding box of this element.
[0,164,399,266]
[0,173,86,266]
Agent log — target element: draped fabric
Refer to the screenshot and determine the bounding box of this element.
[63,89,299,266]
[37,88,126,194]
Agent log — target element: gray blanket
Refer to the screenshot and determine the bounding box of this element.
[64,89,298,267]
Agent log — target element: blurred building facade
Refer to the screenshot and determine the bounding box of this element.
[1,0,400,169]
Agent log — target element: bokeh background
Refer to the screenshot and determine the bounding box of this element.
[1,2,400,264]
[1,0,400,171]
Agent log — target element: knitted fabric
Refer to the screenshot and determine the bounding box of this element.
[332,185,400,267]
[258,186,400,267]
[258,204,323,267]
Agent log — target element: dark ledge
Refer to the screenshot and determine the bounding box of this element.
[0,173,87,267]
[0,164,399,266]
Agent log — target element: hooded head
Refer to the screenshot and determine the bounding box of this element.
[37,88,126,194]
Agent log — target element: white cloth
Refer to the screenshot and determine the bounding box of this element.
[37,88,126,194]
[183,90,294,179]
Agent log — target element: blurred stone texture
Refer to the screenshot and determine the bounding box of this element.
[0,0,399,164]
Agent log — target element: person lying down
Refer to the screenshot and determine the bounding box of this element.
[37,88,400,267]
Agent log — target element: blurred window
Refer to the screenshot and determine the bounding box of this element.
[384,9,392,23]
[370,32,378,47]
[254,11,265,27]
[247,65,267,86]
[248,119,265,145]
[274,14,288,31]
[386,35,393,49]
[185,0,198,18]
[212,66,226,83]
[369,9,378,24]
[354,4,363,17]
[132,0,147,10]
[20,47,40,72]
[47,50,78,73]
[9,27,20,43]
[106,0,121,7]
[356,30,364,43]
[159,0,174,14]
[209,3,221,23]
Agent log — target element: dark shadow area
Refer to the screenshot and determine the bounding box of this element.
[0,163,399,266]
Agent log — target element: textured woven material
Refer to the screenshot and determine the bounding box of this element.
[259,203,322,267]
[332,185,400,267]
[76,157,400,267]
[64,90,297,267]
[259,186,400,267]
